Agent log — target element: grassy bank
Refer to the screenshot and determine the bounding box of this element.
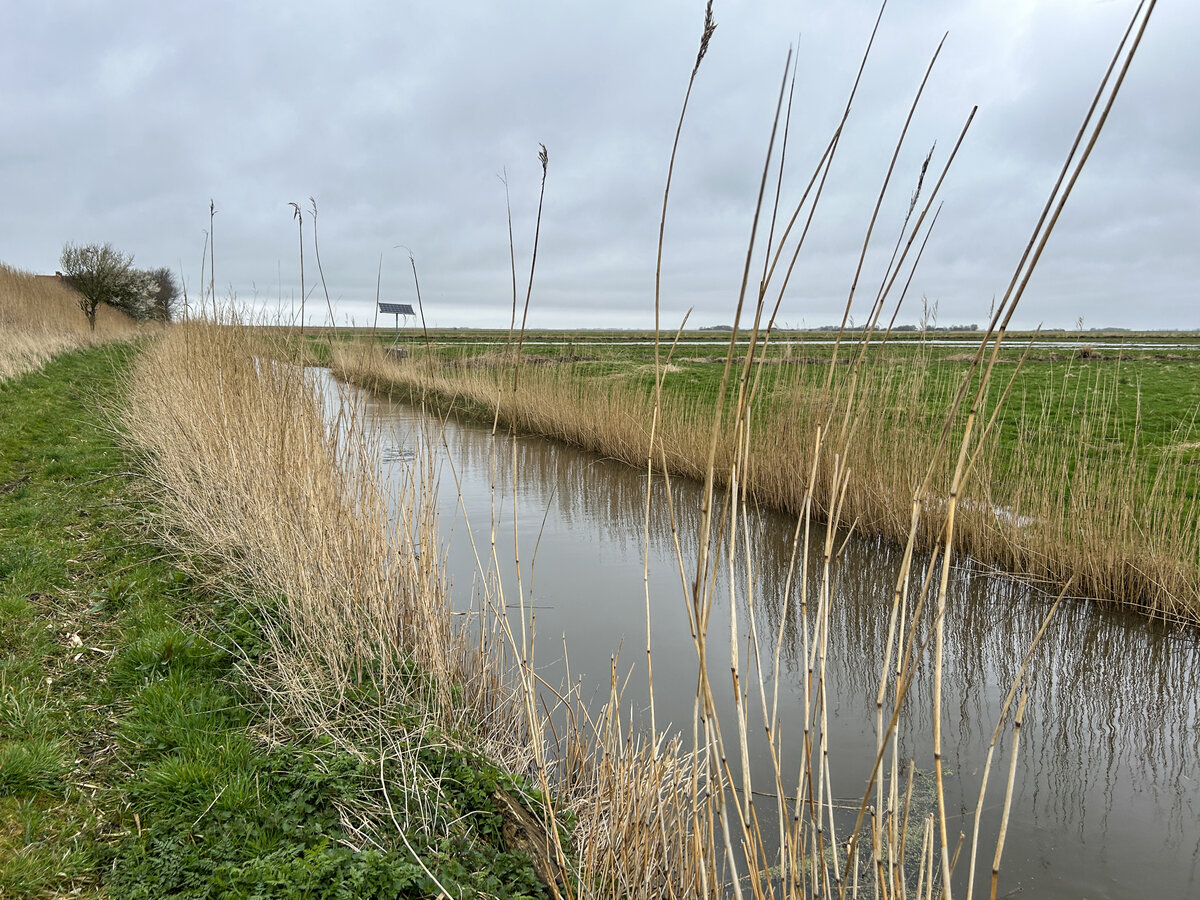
[117,322,716,896]
[330,333,1200,622]
[0,343,567,898]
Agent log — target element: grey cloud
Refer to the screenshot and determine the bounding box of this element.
[1,1,1194,331]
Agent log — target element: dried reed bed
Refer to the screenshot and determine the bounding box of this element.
[120,320,721,892]
[331,341,712,474]
[0,262,142,380]
[977,361,1199,621]
[123,322,517,757]
[754,349,1200,622]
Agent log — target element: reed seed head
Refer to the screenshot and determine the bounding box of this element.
[909,143,935,218]
[695,0,717,74]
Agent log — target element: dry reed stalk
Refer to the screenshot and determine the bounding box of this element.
[512,144,550,392]
[405,248,431,347]
[987,693,1027,900]
[309,197,338,333]
[289,201,306,334]
[208,200,217,317]
[197,228,210,320]
[646,0,716,743]
[961,584,1066,900]
[824,32,946,394]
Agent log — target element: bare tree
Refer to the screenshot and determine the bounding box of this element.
[59,242,138,330]
[146,267,180,322]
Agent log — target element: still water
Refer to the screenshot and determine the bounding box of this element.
[350,381,1199,899]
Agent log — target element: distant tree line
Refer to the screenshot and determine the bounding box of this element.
[806,323,980,332]
[699,323,984,332]
[59,242,179,330]
[889,323,979,332]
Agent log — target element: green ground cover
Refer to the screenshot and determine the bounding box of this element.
[0,345,556,898]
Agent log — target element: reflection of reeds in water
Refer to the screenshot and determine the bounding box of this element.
[367,390,1200,872]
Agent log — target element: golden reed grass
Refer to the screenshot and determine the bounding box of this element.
[123,322,523,756]
[0,262,142,380]
[121,321,717,891]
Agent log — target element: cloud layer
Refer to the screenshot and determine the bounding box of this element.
[3,1,1195,330]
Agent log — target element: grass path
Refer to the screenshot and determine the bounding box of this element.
[0,344,551,898]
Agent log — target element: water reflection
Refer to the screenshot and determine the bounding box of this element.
[360,388,1200,899]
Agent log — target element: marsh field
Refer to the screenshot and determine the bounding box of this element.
[329,327,1200,622]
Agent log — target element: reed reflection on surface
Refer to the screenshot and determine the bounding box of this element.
[363,389,1200,900]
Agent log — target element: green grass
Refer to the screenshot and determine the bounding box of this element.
[0,343,560,898]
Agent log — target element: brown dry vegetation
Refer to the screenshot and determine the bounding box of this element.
[122,323,522,763]
[121,322,720,894]
[0,263,143,380]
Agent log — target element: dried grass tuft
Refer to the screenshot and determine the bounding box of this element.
[0,263,143,380]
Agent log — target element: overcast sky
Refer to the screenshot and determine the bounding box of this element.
[3,1,1195,330]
